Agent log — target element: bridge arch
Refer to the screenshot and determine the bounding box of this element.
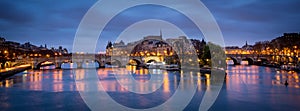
[36,61,55,69]
[105,59,122,67]
[129,59,141,66]
[0,62,9,69]
[146,59,157,63]
[94,60,101,68]
[0,62,7,69]
[78,59,102,69]
[5,62,12,68]
[259,58,268,64]
[144,56,162,63]
[229,57,239,65]
[60,61,75,69]
[243,57,254,65]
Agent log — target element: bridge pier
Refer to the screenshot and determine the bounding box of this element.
[99,64,105,68]
[55,63,62,69]
[32,65,39,70]
[234,62,241,65]
[77,62,83,69]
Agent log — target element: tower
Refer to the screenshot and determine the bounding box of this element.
[160,29,162,38]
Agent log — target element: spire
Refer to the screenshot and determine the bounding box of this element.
[245,41,248,46]
[201,38,205,43]
[160,29,162,37]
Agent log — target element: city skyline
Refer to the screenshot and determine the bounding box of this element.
[1,0,300,52]
[1,32,298,53]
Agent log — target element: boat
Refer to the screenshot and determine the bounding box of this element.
[165,64,180,71]
[280,64,297,71]
[200,67,211,74]
[147,62,166,69]
[105,64,119,68]
[295,66,300,72]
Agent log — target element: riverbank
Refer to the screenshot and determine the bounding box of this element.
[258,63,300,72]
[0,64,31,80]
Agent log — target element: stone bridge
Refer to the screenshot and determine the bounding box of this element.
[7,53,297,69]
[15,54,165,69]
[226,53,297,65]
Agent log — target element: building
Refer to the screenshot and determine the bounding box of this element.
[106,32,204,58]
[242,41,253,50]
[0,37,5,43]
[225,41,254,55]
[0,36,69,60]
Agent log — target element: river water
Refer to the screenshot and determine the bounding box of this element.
[0,65,299,111]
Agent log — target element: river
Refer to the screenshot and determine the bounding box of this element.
[0,65,299,111]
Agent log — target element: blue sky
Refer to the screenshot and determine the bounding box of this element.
[1,0,300,52]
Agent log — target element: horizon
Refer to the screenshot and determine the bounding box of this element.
[0,32,297,52]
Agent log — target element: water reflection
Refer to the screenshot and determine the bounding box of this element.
[273,70,300,88]
[226,60,234,65]
[1,65,300,110]
[82,62,99,69]
[40,65,56,70]
[227,65,300,89]
[0,67,211,94]
[61,63,78,69]
[240,60,249,65]
[2,65,300,92]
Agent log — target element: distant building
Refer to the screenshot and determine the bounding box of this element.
[283,33,300,37]
[106,31,204,57]
[143,35,163,41]
[225,46,241,54]
[113,40,125,47]
[0,37,5,43]
[50,46,68,55]
[242,41,253,50]
[0,36,69,60]
[225,41,254,55]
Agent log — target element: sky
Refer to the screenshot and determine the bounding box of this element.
[1,0,300,52]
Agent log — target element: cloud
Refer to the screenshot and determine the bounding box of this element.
[1,0,300,52]
[201,0,300,46]
[0,0,96,51]
[0,1,34,25]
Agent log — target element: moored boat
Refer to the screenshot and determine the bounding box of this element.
[165,64,180,71]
